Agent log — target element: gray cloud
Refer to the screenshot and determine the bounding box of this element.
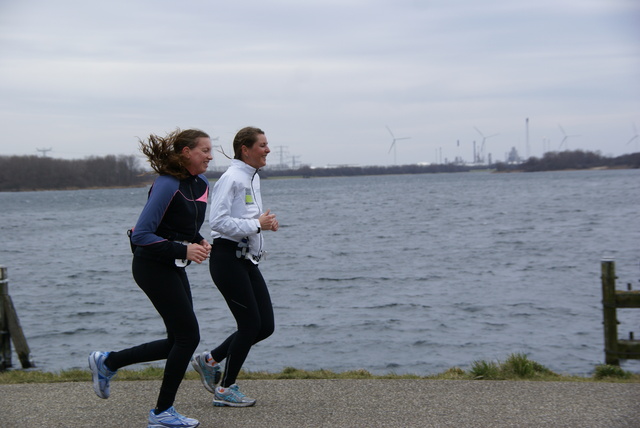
[0,0,638,166]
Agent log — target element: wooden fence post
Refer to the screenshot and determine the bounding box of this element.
[0,266,11,369]
[601,259,619,365]
[601,259,640,366]
[0,266,35,370]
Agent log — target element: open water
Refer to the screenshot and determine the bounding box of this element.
[1,169,639,376]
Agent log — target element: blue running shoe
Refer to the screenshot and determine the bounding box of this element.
[190,352,221,393]
[88,351,117,399]
[213,384,256,407]
[148,406,199,428]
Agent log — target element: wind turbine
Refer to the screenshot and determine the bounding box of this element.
[558,125,580,150]
[386,125,410,165]
[474,127,498,164]
[626,122,639,151]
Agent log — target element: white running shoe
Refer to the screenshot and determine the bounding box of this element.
[190,352,221,393]
[213,384,256,407]
[148,406,199,428]
[88,351,117,399]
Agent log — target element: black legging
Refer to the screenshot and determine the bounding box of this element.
[208,239,274,387]
[105,257,200,411]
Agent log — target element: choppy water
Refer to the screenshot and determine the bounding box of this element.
[1,169,639,375]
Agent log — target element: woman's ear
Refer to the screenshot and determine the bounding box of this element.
[182,146,191,159]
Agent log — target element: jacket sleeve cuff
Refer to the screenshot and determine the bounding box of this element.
[174,242,189,259]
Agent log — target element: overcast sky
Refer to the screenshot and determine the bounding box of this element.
[1,0,638,168]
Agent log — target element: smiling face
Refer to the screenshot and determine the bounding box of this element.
[183,137,212,175]
[242,133,270,169]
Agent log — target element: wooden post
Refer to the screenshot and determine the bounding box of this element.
[601,259,640,366]
[0,266,11,370]
[0,266,35,370]
[601,259,619,365]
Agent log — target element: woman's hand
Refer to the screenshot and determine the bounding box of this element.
[187,242,210,264]
[259,209,279,232]
[199,239,212,252]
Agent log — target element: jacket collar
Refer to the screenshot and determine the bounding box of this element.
[231,159,258,175]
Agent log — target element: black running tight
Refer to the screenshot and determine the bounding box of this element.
[208,240,274,387]
[105,257,200,411]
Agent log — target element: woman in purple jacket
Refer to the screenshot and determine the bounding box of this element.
[89,128,212,428]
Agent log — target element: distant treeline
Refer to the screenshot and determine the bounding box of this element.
[260,150,640,178]
[495,150,640,172]
[1,150,638,191]
[259,163,471,179]
[0,154,148,191]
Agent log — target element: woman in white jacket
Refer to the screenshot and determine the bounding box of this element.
[191,127,279,407]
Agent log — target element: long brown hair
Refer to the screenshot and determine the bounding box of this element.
[139,128,209,179]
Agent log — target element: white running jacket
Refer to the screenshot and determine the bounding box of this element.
[209,159,264,260]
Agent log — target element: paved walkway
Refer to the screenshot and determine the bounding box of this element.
[1,379,639,427]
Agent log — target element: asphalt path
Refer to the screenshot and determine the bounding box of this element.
[1,379,639,427]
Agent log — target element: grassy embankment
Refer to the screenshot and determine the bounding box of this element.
[1,353,638,384]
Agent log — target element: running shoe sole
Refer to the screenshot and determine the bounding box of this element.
[212,399,256,407]
[148,423,200,428]
[147,425,200,428]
